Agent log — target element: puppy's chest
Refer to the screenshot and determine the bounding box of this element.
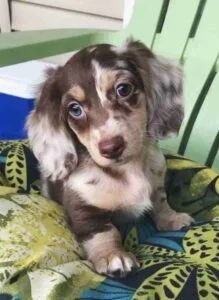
[67,165,152,216]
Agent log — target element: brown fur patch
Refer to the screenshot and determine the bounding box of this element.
[83,226,122,261]
[69,85,86,102]
[99,72,116,94]
[102,166,126,181]
[62,188,112,242]
[47,180,64,205]
[64,153,78,177]
[86,178,99,185]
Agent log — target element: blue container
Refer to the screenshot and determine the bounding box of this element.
[0,61,55,140]
[0,93,34,139]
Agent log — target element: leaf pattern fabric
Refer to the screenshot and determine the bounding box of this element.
[0,140,39,194]
[0,140,219,300]
[164,153,219,221]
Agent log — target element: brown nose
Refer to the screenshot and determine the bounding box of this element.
[99,136,125,159]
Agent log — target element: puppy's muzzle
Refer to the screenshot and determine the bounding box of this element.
[99,136,125,159]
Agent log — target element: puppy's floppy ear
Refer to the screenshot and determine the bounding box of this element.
[126,40,184,139]
[26,67,78,181]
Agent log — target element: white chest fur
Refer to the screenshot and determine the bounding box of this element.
[66,162,152,217]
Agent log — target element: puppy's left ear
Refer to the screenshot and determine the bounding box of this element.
[26,66,78,182]
[126,40,184,139]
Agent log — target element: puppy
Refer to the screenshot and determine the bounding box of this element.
[27,40,193,277]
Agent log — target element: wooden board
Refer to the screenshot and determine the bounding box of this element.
[160,0,219,169]
[153,0,200,60]
[17,0,124,19]
[11,1,122,31]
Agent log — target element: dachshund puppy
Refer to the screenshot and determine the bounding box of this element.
[27,40,193,277]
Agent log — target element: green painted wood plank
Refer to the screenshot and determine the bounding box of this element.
[178,0,219,158]
[184,70,219,168]
[212,151,219,172]
[64,0,164,48]
[160,0,219,157]
[178,61,217,156]
[152,0,199,59]
[206,132,219,171]
[0,0,163,67]
[194,0,219,38]
[0,29,106,66]
[124,0,163,47]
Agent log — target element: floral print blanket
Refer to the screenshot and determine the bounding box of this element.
[0,140,219,300]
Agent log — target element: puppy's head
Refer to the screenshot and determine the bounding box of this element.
[27,40,184,181]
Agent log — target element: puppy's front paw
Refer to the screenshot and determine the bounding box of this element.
[93,251,140,277]
[156,212,194,231]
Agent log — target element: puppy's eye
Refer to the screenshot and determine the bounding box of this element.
[68,102,84,118]
[116,83,133,98]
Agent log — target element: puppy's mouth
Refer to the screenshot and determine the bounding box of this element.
[96,152,133,168]
[88,148,130,168]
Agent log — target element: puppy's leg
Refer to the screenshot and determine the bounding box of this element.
[149,150,194,230]
[64,198,139,277]
[152,184,194,231]
[83,226,139,277]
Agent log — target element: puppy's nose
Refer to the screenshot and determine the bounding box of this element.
[99,136,125,159]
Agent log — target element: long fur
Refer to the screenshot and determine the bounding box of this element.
[26,40,193,277]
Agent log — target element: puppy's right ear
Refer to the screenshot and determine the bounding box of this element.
[126,40,184,139]
[26,67,78,181]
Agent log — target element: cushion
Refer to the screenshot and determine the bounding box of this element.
[0,140,219,300]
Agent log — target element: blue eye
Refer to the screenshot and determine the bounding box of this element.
[69,102,84,118]
[116,83,133,98]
